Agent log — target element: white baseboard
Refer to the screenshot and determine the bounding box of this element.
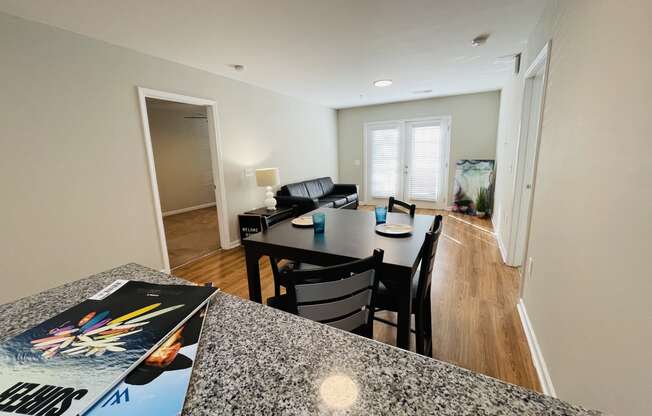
[225,240,241,250]
[162,202,216,217]
[491,214,500,235]
[492,217,510,264]
[517,299,557,397]
[496,233,509,264]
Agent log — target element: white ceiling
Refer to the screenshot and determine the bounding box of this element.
[0,0,547,109]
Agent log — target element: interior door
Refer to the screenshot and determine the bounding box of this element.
[506,42,551,270]
[513,74,544,265]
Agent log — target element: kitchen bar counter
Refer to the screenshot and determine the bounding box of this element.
[0,264,601,415]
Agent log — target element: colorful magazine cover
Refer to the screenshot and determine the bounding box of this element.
[85,304,208,416]
[0,280,216,416]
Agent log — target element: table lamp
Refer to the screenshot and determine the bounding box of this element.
[255,168,280,211]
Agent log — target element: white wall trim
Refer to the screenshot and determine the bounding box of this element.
[495,229,509,264]
[491,214,500,239]
[162,202,217,217]
[137,87,231,272]
[226,240,241,250]
[492,213,509,263]
[517,298,557,397]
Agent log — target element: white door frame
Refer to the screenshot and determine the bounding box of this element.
[505,41,551,267]
[137,87,230,272]
[362,116,451,208]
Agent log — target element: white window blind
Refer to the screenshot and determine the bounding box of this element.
[407,123,441,201]
[368,126,401,198]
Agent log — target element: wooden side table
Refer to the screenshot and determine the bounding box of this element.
[238,206,296,241]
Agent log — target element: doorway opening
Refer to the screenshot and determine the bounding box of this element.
[363,116,451,209]
[137,88,230,272]
[506,42,551,275]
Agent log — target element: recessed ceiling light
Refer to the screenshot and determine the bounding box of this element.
[471,33,490,46]
[373,79,393,87]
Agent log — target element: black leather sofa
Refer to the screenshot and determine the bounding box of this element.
[275,177,358,214]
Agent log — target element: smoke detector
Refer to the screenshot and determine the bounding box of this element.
[373,79,393,87]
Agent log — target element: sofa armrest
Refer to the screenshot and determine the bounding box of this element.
[332,183,358,195]
[274,195,319,210]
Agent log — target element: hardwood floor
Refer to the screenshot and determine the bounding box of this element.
[173,207,541,392]
[163,207,220,269]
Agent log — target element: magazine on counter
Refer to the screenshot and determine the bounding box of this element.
[0,280,217,416]
[85,304,209,416]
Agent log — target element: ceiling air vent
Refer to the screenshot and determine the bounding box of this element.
[471,33,490,46]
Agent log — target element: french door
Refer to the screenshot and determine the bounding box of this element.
[364,117,451,209]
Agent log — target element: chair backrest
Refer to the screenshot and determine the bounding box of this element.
[281,249,384,338]
[261,212,296,281]
[388,196,416,217]
[415,215,443,304]
[260,205,299,233]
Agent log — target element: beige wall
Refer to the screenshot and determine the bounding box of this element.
[495,1,652,414]
[337,91,500,204]
[0,12,338,303]
[147,102,215,213]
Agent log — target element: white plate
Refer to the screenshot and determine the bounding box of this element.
[375,223,413,237]
[291,216,314,227]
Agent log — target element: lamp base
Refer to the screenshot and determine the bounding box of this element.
[263,186,277,211]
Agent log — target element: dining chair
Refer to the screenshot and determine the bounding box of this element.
[388,196,417,217]
[374,215,443,356]
[266,249,384,338]
[259,210,309,297]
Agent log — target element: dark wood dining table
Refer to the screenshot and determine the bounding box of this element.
[242,207,434,350]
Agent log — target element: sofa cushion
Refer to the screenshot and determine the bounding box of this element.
[327,193,358,204]
[327,194,348,200]
[320,197,348,208]
[284,182,310,198]
[318,200,335,208]
[304,180,324,199]
[318,177,335,195]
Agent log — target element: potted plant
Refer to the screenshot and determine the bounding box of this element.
[475,187,488,217]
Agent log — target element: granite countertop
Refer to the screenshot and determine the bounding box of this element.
[0,264,602,415]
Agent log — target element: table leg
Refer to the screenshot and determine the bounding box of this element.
[244,247,262,303]
[396,274,412,350]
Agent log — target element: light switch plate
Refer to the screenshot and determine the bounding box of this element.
[244,167,254,177]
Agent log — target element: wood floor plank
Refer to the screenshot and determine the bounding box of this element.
[172,206,541,392]
[163,207,220,268]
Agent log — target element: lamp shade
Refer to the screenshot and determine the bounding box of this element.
[255,168,280,187]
